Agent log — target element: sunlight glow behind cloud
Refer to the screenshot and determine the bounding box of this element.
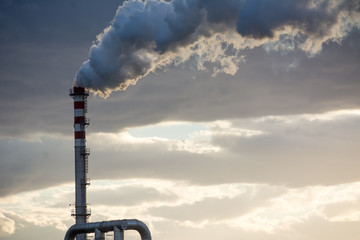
[1,110,360,238]
[2,180,360,238]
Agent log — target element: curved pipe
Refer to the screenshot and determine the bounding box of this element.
[64,219,151,240]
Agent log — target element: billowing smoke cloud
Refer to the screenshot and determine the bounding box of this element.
[75,0,360,96]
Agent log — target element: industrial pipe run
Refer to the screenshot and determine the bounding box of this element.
[64,219,152,240]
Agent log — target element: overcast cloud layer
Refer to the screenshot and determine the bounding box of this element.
[0,1,360,240]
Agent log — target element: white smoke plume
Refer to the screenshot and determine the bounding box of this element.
[75,0,360,97]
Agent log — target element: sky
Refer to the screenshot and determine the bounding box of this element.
[0,0,360,239]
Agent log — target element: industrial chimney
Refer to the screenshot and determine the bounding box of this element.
[66,86,152,240]
[69,86,90,240]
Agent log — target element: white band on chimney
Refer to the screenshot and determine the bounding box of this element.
[75,139,86,147]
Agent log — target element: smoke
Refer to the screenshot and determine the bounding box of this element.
[75,0,360,97]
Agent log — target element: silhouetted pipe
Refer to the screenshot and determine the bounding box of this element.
[64,219,151,240]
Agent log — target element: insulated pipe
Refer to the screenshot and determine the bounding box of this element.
[95,228,105,240]
[114,226,124,240]
[64,219,152,240]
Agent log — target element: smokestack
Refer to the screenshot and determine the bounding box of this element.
[69,86,90,240]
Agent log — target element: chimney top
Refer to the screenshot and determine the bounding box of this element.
[70,86,89,96]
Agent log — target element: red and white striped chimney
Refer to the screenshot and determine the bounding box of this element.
[69,86,90,240]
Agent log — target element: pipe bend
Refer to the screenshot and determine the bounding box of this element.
[64,219,151,240]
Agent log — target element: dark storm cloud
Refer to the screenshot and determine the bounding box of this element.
[0,0,122,44]
[0,0,122,138]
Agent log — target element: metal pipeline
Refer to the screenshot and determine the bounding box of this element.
[64,219,151,240]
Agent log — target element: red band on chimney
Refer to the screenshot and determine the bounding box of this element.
[74,102,85,109]
[75,131,86,139]
[74,116,86,124]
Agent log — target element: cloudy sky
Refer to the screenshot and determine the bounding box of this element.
[1,0,360,239]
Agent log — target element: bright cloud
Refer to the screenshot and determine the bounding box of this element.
[88,119,265,154]
[0,212,15,237]
[1,179,360,239]
[1,109,360,238]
